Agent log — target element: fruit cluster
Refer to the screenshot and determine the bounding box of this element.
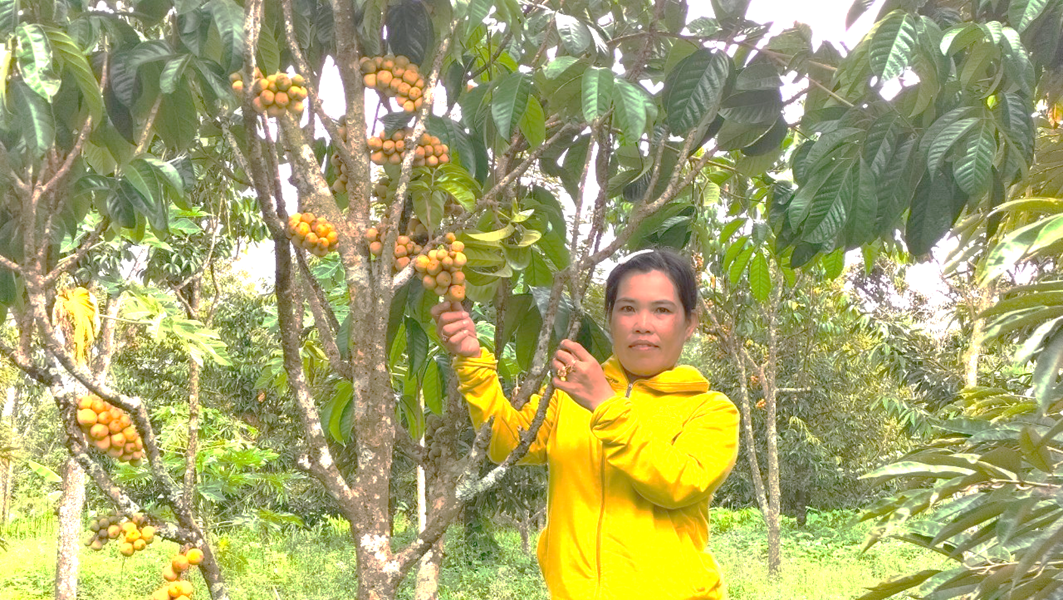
[425,414,449,461]
[150,548,205,600]
[359,54,425,113]
[84,511,156,554]
[286,212,339,257]
[330,125,352,194]
[368,129,450,167]
[414,234,466,302]
[76,395,144,465]
[365,225,424,272]
[230,69,307,117]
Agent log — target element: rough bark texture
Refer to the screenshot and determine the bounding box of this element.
[964,281,994,388]
[1,387,15,527]
[762,288,783,577]
[54,457,86,600]
[184,282,202,507]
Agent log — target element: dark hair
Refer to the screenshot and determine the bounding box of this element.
[605,248,698,320]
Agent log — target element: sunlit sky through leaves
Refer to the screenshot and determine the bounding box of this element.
[232,0,955,325]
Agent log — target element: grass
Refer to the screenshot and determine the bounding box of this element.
[0,509,941,600]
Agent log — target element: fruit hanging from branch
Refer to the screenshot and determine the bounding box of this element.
[150,546,205,600]
[76,395,144,465]
[414,233,466,302]
[231,70,308,118]
[367,129,449,167]
[286,213,339,257]
[359,54,425,113]
[84,510,156,555]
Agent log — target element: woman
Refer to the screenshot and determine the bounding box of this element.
[431,249,740,600]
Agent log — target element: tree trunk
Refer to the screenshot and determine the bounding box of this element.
[964,281,994,388]
[54,457,86,600]
[762,288,783,577]
[184,282,203,507]
[1,387,15,527]
[733,355,769,514]
[413,463,445,600]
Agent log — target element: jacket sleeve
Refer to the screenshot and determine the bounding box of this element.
[452,349,560,465]
[589,391,739,509]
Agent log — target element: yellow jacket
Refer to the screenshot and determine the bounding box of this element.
[453,350,740,600]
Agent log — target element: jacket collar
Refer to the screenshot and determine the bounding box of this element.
[601,355,710,394]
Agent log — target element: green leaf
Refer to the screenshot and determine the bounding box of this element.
[728,245,754,285]
[926,117,978,175]
[748,252,770,302]
[953,118,996,197]
[661,48,731,135]
[422,357,444,415]
[543,56,579,79]
[44,27,103,123]
[27,460,62,484]
[612,79,653,144]
[386,0,434,65]
[256,22,281,75]
[861,461,976,482]
[581,66,613,123]
[1008,0,1048,32]
[855,570,942,600]
[464,0,493,36]
[519,95,545,148]
[159,54,191,94]
[555,13,591,55]
[906,174,966,257]
[491,71,531,140]
[822,247,845,279]
[0,267,14,307]
[869,10,918,81]
[207,0,246,72]
[844,158,879,248]
[116,178,166,231]
[1033,331,1063,414]
[12,81,54,157]
[16,23,60,99]
[719,89,782,125]
[789,158,851,229]
[0,0,18,35]
[804,161,855,246]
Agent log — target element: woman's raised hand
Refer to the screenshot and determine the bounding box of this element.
[430,301,481,358]
[552,339,615,412]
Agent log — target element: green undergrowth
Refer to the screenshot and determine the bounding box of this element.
[0,509,939,600]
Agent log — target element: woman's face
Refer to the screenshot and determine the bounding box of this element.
[609,269,697,379]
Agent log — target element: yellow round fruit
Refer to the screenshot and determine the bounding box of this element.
[452,252,467,268]
[162,566,178,582]
[274,91,290,107]
[267,104,284,118]
[446,284,466,302]
[133,539,146,551]
[260,90,275,105]
[292,74,306,87]
[120,542,134,556]
[296,222,311,237]
[177,580,195,596]
[403,101,416,112]
[422,275,436,289]
[395,256,411,269]
[326,231,338,245]
[77,408,98,426]
[141,526,155,542]
[402,70,419,85]
[291,100,305,113]
[408,86,422,99]
[388,153,402,165]
[451,271,466,285]
[363,73,377,88]
[94,437,111,451]
[252,97,266,113]
[371,151,385,165]
[377,70,393,87]
[382,140,395,153]
[359,58,376,74]
[153,588,170,600]
[301,212,316,223]
[435,271,452,288]
[275,73,291,91]
[231,79,244,93]
[186,548,204,565]
[172,554,190,573]
[369,241,383,256]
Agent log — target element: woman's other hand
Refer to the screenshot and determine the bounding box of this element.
[430,301,481,357]
[552,339,615,412]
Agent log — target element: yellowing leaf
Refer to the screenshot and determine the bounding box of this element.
[52,287,100,365]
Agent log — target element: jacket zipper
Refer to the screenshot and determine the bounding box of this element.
[596,381,634,598]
